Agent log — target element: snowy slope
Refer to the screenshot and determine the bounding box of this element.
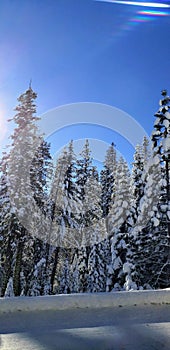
[0,290,169,313]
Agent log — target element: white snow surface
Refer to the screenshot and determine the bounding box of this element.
[0,291,170,350]
[0,304,170,350]
[0,290,169,313]
[162,137,170,152]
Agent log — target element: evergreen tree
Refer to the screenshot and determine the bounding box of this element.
[70,250,79,293]
[75,168,104,292]
[75,140,100,246]
[76,244,89,293]
[5,85,52,295]
[124,137,151,290]
[131,137,150,220]
[20,234,35,295]
[87,241,106,292]
[62,140,80,230]
[8,84,39,225]
[29,139,53,295]
[130,91,170,289]
[76,139,94,201]
[108,157,134,234]
[30,139,53,215]
[0,152,21,296]
[58,249,71,294]
[4,277,14,297]
[48,143,80,293]
[131,154,164,288]
[45,149,69,294]
[49,144,81,247]
[100,142,116,220]
[150,90,170,287]
[81,171,103,245]
[107,157,134,290]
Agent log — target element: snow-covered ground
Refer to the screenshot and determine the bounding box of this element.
[0,289,170,313]
[0,291,169,349]
[0,303,170,350]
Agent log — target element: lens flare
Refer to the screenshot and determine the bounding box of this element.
[96,0,170,37]
[134,8,170,21]
[138,9,169,15]
[96,1,170,8]
[132,15,152,22]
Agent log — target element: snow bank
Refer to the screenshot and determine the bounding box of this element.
[0,290,170,313]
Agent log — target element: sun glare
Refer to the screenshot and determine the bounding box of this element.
[96,0,170,38]
[96,1,170,8]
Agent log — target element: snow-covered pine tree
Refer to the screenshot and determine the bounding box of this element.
[129,91,170,289]
[29,139,53,295]
[30,139,53,215]
[78,169,107,292]
[75,141,100,243]
[87,240,107,292]
[108,157,134,235]
[80,169,102,243]
[100,143,116,221]
[48,142,81,293]
[58,249,71,294]
[131,137,150,220]
[75,139,94,201]
[152,90,170,226]
[50,143,80,246]
[47,148,69,294]
[28,256,51,296]
[20,235,35,295]
[123,137,151,290]
[64,140,76,197]
[149,89,170,287]
[7,84,41,296]
[132,151,165,288]
[62,140,80,231]
[76,166,107,293]
[107,157,134,290]
[4,277,14,297]
[67,141,96,293]
[142,135,151,165]
[0,152,19,296]
[70,250,79,293]
[76,242,88,293]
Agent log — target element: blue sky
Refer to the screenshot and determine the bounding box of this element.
[0,0,170,166]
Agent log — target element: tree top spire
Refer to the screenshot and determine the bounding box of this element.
[29,79,32,90]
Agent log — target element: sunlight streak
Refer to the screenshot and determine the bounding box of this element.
[138,9,169,15]
[96,1,170,8]
[96,0,170,37]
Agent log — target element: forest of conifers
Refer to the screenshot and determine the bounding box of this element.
[0,87,169,297]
